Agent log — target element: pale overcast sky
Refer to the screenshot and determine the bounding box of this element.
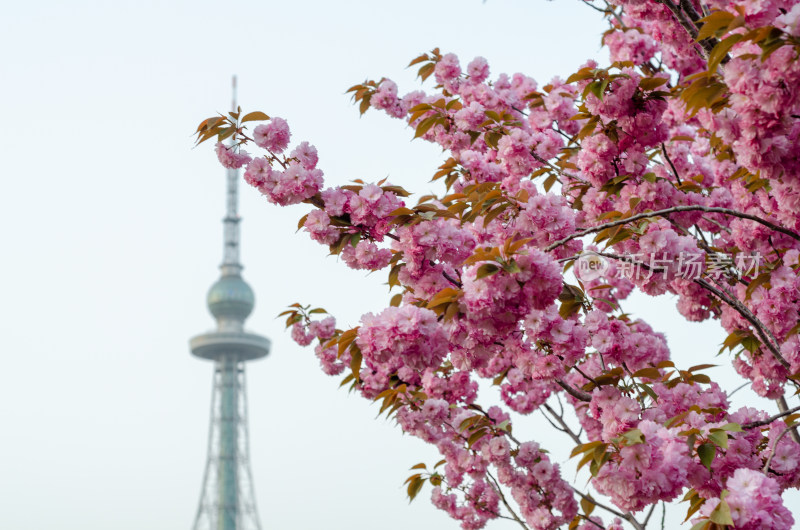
[1,1,796,529]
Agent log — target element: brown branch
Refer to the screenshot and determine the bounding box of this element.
[588,251,791,371]
[531,152,590,185]
[742,403,800,430]
[542,403,583,444]
[486,471,529,530]
[556,379,592,402]
[643,502,657,528]
[776,396,800,444]
[570,486,644,530]
[763,424,796,473]
[442,270,462,288]
[678,0,703,23]
[695,277,790,370]
[660,143,682,185]
[656,0,715,58]
[423,259,462,288]
[545,205,800,252]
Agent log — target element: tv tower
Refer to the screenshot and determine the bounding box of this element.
[190,76,270,530]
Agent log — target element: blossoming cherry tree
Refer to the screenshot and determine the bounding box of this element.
[196,1,800,528]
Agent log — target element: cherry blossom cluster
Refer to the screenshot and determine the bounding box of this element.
[356,305,449,395]
[199,0,800,527]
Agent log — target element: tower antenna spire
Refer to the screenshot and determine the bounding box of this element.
[221,75,242,277]
[232,75,237,113]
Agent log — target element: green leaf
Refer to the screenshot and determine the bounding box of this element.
[639,383,659,401]
[708,430,728,449]
[476,263,500,279]
[688,520,710,530]
[414,115,438,138]
[621,428,645,445]
[503,260,521,274]
[467,427,489,447]
[696,10,736,41]
[697,442,716,471]
[588,80,604,100]
[745,272,771,299]
[639,77,669,91]
[570,441,605,458]
[708,34,744,74]
[580,495,595,516]
[709,499,734,526]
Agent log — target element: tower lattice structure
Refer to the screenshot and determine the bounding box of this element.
[190,77,269,530]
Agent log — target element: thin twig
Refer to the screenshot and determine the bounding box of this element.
[700,215,732,234]
[427,259,462,288]
[542,403,583,444]
[531,152,590,185]
[486,471,529,529]
[660,143,682,185]
[726,381,750,398]
[569,486,644,530]
[643,502,657,528]
[763,424,796,473]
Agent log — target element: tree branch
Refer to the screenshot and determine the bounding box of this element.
[656,0,715,57]
[660,143,682,185]
[763,424,796,473]
[643,502,657,528]
[545,205,800,253]
[556,378,592,402]
[486,470,529,530]
[584,251,792,371]
[776,395,800,444]
[695,277,790,370]
[742,404,800,429]
[531,151,590,185]
[569,486,644,530]
[542,403,584,444]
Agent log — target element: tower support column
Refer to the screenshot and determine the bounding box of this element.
[218,356,239,530]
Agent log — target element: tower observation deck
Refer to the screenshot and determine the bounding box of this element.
[190,77,269,530]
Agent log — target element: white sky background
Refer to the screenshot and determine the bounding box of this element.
[0,1,797,529]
